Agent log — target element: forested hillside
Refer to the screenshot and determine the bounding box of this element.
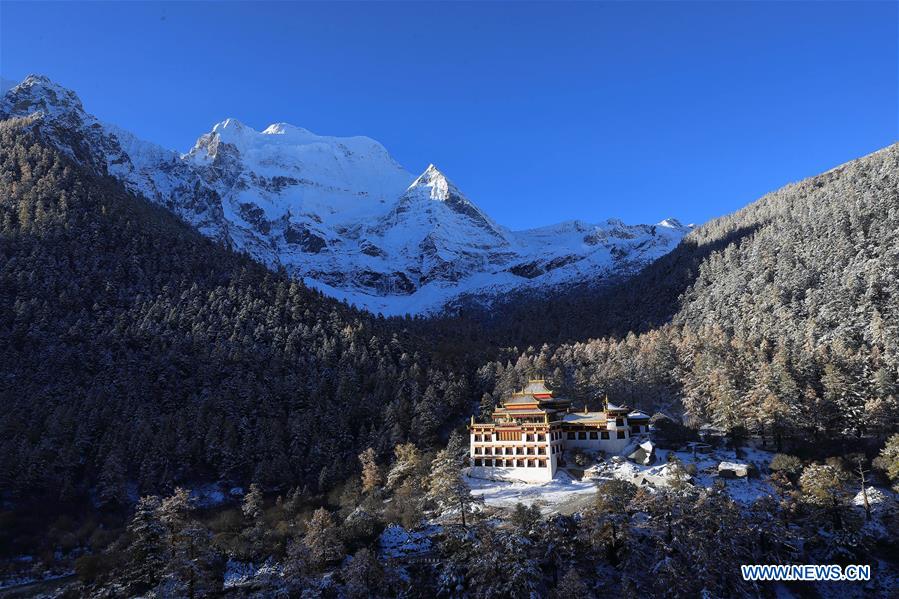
[2,115,898,597]
[0,117,477,506]
[478,144,899,446]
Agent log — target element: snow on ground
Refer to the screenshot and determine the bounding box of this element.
[378,524,438,559]
[223,558,283,589]
[591,446,779,504]
[467,446,781,514]
[465,469,599,514]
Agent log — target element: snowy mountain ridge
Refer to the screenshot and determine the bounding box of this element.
[0,74,693,315]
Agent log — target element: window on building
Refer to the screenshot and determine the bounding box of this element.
[538,447,546,455]
[567,432,576,440]
[589,431,598,440]
[617,431,626,439]
[616,417,624,426]
[526,434,534,442]
[578,432,587,440]
[527,460,535,468]
[484,447,492,455]
[536,434,545,441]
[516,460,524,468]
[538,460,546,467]
[475,447,482,454]
[474,459,482,467]
[601,431,609,440]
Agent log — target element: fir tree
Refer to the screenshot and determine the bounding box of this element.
[358,447,382,494]
[427,434,474,526]
[242,483,264,521]
[873,433,899,492]
[303,508,345,571]
[122,495,167,593]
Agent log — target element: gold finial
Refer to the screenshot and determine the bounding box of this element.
[470,415,475,425]
[584,405,588,414]
[604,395,609,410]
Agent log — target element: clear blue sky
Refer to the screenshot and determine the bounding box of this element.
[2,1,896,229]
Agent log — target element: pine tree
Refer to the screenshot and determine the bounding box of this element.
[242,483,264,521]
[552,567,591,598]
[358,447,382,494]
[283,539,311,583]
[341,548,385,599]
[873,433,899,492]
[304,508,345,571]
[427,434,474,526]
[590,479,637,565]
[386,442,422,491]
[97,449,127,508]
[156,488,220,597]
[122,495,167,593]
[478,392,495,421]
[800,462,850,529]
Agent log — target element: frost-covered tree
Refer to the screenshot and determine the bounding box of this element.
[122,495,167,593]
[155,488,220,597]
[769,454,803,481]
[800,462,851,529]
[358,447,382,494]
[303,508,345,571]
[242,483,264,521]
[552,567,591,599]
[873,433,899,492]
[341,548,385,599]
[386,442,423,491]
[589,479,637,565]
[427,433,474,526]
[463,524,541,598]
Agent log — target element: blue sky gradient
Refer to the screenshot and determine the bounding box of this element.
[2,1,896,229]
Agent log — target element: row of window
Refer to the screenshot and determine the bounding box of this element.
[473,433,548,442]
[565,430,628,440]
[474,428,646,443]
[474,446,547,456]
[473,458,547,468]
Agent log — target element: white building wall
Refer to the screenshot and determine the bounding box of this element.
[469,417,649,483]
[470,428,557,483]
[469,465,554,483]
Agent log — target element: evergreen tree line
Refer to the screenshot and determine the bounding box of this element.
[75,435,899,597]
[474,144,899,446]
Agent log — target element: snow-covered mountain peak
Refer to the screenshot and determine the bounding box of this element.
[406,163,460,201]
[657,217,687,230]
[1,74,85,121]
[212,117,248,134]
[262,122,313,136]
[391,164,506,242]
[0,74,693,315]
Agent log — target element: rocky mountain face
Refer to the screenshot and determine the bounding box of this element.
[1,75,692,315]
